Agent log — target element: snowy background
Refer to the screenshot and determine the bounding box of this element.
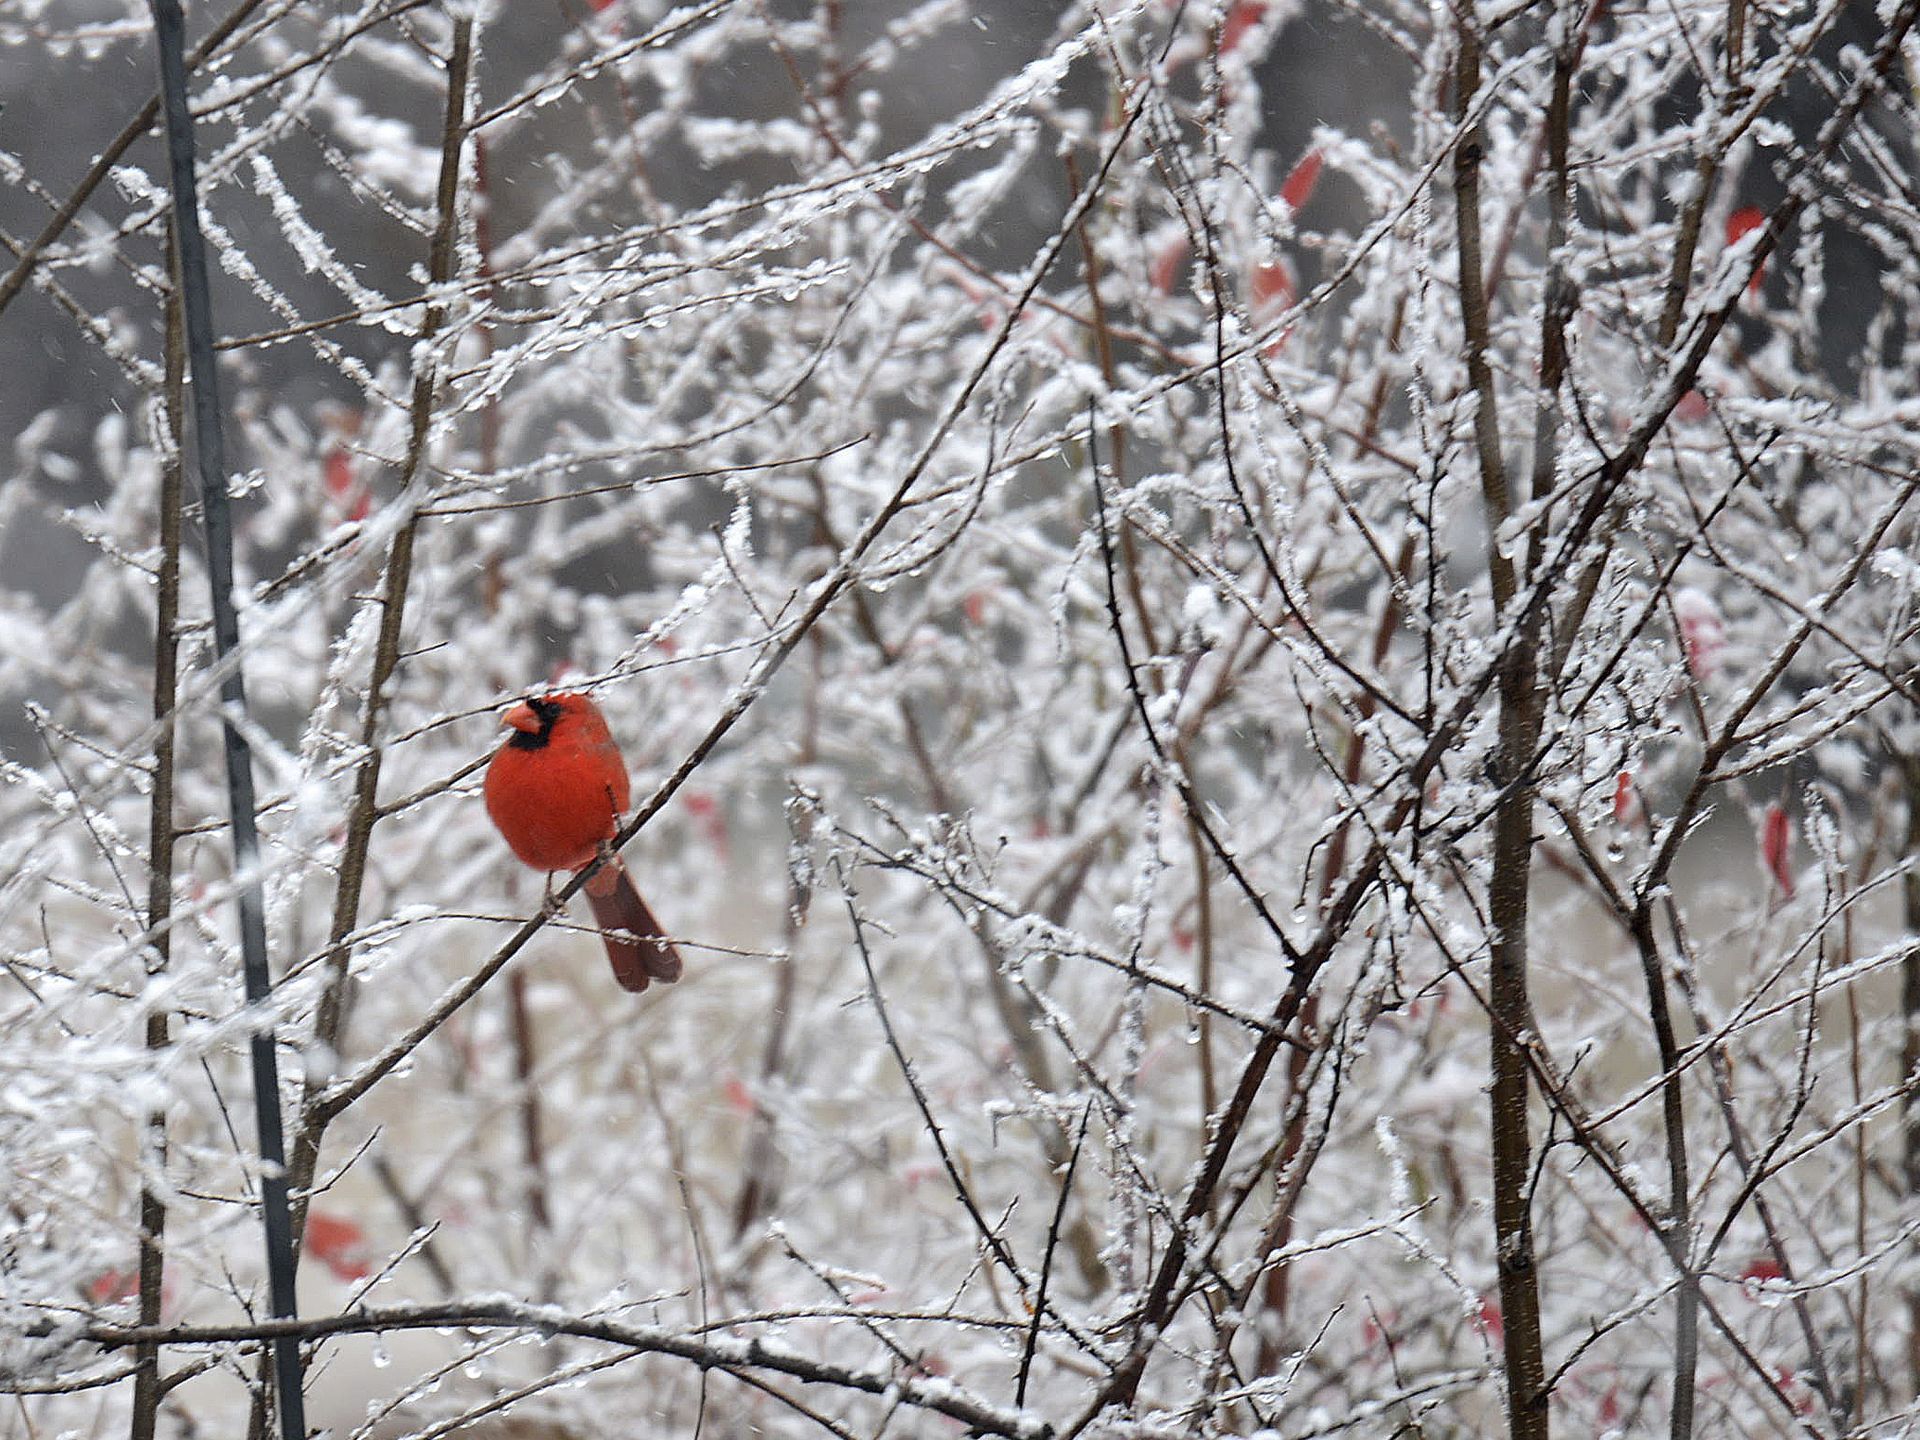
[3,2,1920,1437]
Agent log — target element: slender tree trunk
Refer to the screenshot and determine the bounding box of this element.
[131,227,186,1440]
[1488,648,1550,1440]
[1455,3,1549,1431]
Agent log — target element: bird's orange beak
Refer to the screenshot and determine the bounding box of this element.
[502,701,542,735]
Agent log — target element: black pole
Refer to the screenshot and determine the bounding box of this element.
[145,3,307,1435]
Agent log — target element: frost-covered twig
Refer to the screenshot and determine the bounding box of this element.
[30,1300,1054,1439]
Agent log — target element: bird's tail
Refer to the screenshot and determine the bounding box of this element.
[584,859,684,992]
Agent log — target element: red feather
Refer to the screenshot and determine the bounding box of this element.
[586,858,683,991]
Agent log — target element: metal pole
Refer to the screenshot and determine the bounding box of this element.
[145,4,307,1434]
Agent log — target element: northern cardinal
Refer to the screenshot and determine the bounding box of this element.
[484,692,683,992]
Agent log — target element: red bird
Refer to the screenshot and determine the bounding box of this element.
[484,692,683,992]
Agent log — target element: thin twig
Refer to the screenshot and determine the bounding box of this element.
[1017,1100,1091,1409]
[838,856,1028,1291]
